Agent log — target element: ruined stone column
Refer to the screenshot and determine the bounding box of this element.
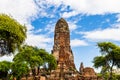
[52,18,75,69]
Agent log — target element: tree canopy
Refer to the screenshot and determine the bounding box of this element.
[35,48,57,71]
[93,56,106,68]
[11,62,29,80]
[13,45,44,68]
[13,45,57,79]
[0,14,26,56]
[97,42,120,68]
[93,42,120,80]
[0,61,12,79]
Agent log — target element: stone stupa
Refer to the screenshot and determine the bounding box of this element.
[48,18,80,80]
[47,18,102,80]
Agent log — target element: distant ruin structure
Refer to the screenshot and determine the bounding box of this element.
[79,62,99,79]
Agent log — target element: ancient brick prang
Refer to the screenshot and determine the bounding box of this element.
[48,18,103,80]
[52,18,75,69]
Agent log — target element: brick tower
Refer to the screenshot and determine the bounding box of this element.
[49,18,80,80]
[47,18,101,80]
[52,18,75,69]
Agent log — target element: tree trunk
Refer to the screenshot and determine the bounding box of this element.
[32,68,36,80]
[25,75,28,80]
[108,62,114,80]
[16,76,21,80]
[37,66,40,75]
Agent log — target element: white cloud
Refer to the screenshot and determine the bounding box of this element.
[0,55,13,62]
[3,0,118,23]
[68,22,78,32]
[0,0,39,30]
[25,33,53,49]
[40,0,120,17]
[45,23,55,34]
[34,29,42,33]
[64,0,120,15]
[80,26,120,41]
[71,39,88,47]
[62,11,79,18]
[116,14,120,22]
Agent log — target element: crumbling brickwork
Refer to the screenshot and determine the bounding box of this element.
[52,18,75,69]
[48,18,102,80]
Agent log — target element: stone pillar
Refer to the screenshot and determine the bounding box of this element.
[52,18,75,69]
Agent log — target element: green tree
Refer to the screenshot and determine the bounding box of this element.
[13,45,57,78]
[13,45,43,79]
[36,49,57,72]
[93,42,120,80]
[0,14,26,56]
[93,56,106,68]
[0,61,11,80]
[97,73,120,80]
[11,62,29,80]
[47,54,57,72]
[93,56,109,79]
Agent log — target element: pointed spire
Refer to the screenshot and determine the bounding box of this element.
[79,62,84,74]
[59,18,66,22]
[55,18,69,33]
[56,18,67,25]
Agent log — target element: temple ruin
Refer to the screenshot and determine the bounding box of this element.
[20,18,103,80]
[47,18,102,80]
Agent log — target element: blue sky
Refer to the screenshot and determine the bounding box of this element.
[0,0,120,71]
